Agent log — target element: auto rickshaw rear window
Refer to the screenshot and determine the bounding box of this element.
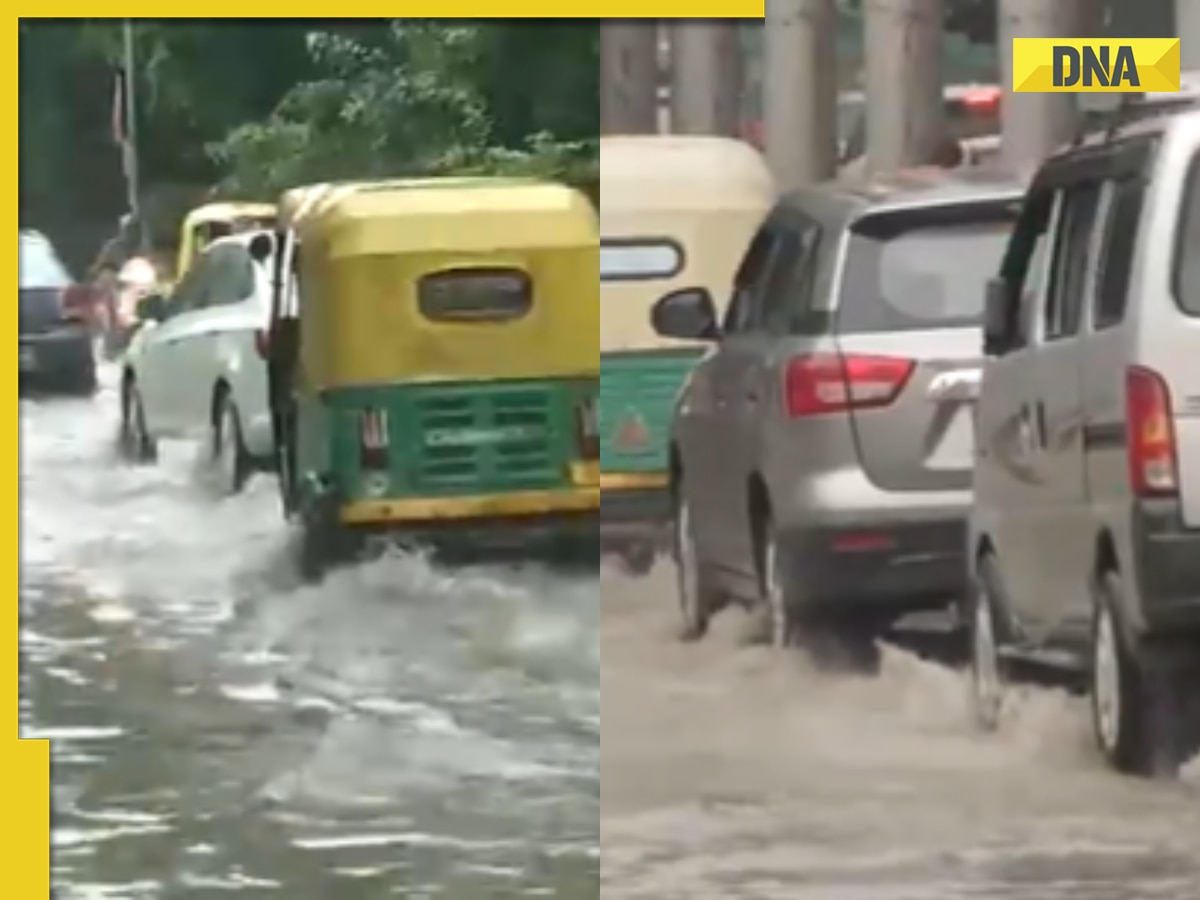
[417,268,533,323]
[600,240,685,282]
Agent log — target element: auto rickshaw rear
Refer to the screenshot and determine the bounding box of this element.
[268,177,599,577]
[599,136,774,574]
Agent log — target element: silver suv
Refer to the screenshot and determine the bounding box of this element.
[969,95,1200,777]
[651,170,1024,654]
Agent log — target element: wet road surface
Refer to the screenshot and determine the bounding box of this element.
[23,369,598,898]
[601,566,1200,899]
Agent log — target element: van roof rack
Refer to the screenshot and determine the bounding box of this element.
[1071,71,1200,146]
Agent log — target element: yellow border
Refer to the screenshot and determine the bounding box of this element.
[19,5,763,15]
[13,16,52,896]
[340,487,601,525]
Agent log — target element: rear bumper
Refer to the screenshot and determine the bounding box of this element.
[777,517,966,615]
[19,329,94,386]
[1132,500,1200,635]
[600,474,672,549]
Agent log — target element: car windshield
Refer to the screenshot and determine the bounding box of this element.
[1175,152,1200,316]
[19,232,72,289]
[839,205,1017,333]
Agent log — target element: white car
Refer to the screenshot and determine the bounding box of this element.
[118,231,276,494]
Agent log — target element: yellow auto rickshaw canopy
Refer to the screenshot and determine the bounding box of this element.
[286,177,599,388]
[599,136,775,352]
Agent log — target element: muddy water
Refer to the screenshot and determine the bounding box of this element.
[601,566,1200,900]
[22,370,598,898]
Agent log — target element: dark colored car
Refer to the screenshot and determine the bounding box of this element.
[19,230,98,395]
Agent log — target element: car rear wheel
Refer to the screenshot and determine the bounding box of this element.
[117,377,157,464]
[760,523,800,650]
[211,391,252,496]
[673,484,721,643]
[1091,572,1197,778]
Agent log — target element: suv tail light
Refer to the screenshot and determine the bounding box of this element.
[784,353,915,418]
[359,408,390,470]
[577,396,599,459]
[1125,366,1178,497]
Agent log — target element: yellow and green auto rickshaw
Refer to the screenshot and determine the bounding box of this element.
[599,136,775,574]
[266,177,600,577]
[174,201,277,283]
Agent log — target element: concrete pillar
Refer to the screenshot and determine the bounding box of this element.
[764,0,839,190]
[999,0,1085,171]
[863,0,945,174]
[1179,0,1200,68]
[601,23,658,135]
[669,21,743,136]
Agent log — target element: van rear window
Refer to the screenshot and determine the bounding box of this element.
[838,204,1016,334]
[601,240,684,282]
[417,268,532,323]
[1174,153,1200,317]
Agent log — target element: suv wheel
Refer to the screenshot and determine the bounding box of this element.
[673,486,720,643]
[1091,572,1195,777]
[969,555,1008,732]
[760,523,799,649]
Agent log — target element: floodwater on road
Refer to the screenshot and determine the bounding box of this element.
[22,368,599,898]
[601,566,1200,900]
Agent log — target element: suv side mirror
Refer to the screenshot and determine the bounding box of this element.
[651,288,720,342]
[139,294,168,323]
[983,278,1015,357]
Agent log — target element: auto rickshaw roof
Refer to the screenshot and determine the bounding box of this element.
[182,201,277,227]
[600,135,775,213]
[294,178,597,256]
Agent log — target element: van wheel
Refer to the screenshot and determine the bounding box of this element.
[211,390,251,496]
[1091,572,1194,777]
[118,377,157,464]
[673,485,722,642]
[970,555,1010,733]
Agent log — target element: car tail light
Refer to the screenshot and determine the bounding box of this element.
[59,284,95,323]
[961,87,1001,114]
[576,396,599,460]
[784,353,915,418]
[1125,366,1178,497]
[359,408,390,470]
[254,329,269,360]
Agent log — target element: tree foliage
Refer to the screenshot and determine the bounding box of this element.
[20,20,598,264]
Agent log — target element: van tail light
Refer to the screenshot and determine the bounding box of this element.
[359,408,390,470]
[784,353,915,418]
[1125,366,1179,497]
[577,397,599,460]
[254,329,269,360]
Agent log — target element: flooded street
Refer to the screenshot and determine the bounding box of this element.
[602,568,1200,899]
[23,368,598,898]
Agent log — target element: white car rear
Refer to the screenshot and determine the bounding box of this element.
[119,231,275,493]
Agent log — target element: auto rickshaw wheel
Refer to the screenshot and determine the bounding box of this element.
[297,498,362,583]
[210,391,252,496]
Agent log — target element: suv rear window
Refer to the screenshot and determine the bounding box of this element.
[839,204,1016,333]
[19,232,72,289]
[1175,153,1200,316]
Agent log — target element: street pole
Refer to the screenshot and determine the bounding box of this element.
[600,23,658,135]
[863,0,945,174]
[669,21,742,136]
[1179,0,1200,69]
[764,0,838,190]
[999,0,1084,173]
[122,19,145,252]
